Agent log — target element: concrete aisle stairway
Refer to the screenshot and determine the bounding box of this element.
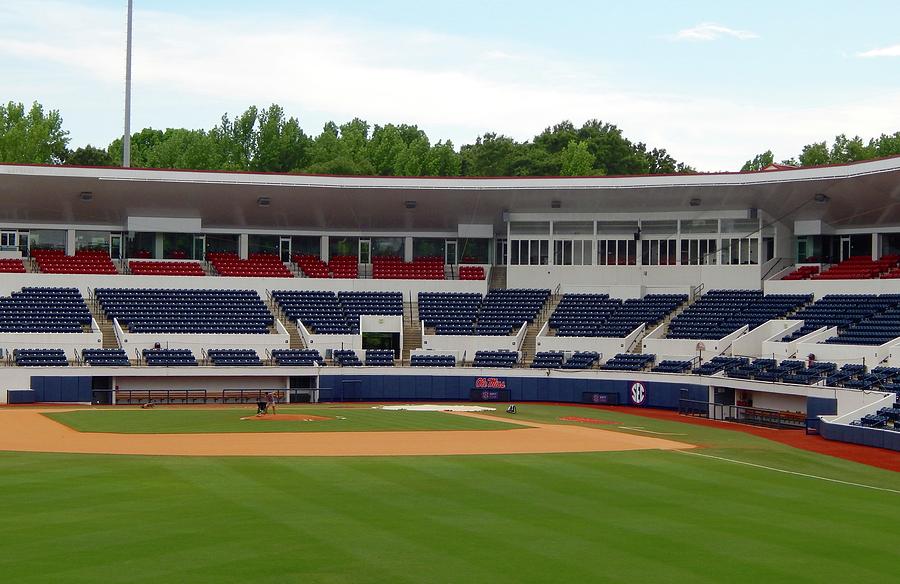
[488,266,507,290]
[267,299,305,349]
[87,301,121,349]
[521,294,561,365]
[402,301,422,364]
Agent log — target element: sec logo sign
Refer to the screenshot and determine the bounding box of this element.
[629,382,647,406]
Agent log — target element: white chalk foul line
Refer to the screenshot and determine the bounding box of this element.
[619,426,687,436]
[673,449,900,495]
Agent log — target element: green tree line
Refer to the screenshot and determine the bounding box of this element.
[3,100,898,175]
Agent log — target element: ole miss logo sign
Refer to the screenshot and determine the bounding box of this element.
[475,377,506,390]
[629,382,647,406]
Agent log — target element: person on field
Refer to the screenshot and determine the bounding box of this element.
[266,392,276,415]
[256,396,267,416]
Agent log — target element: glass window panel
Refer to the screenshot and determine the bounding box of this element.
[509,221,550,235]
[460,239,489,263]
[554,221,594,235]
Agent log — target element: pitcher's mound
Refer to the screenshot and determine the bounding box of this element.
[240,414,331,422]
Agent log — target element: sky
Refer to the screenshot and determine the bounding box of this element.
[1,0,899,171]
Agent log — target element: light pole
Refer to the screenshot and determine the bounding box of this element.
[123,0,133,167]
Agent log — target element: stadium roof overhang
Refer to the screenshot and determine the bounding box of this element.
[1,157,899,233]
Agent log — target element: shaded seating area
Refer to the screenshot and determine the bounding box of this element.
[271,349,324,366]
[364,349,395,366]
[692,356,749,375]
[781,265,819,280]
[339,291,403,332]
[142,348,197,366]
[410,354,456,367]
[207,349,262,366]
[811,255,900,280]
[82,348,130,366]
[458,266,485,280]
[208,252,293,278]
[129,261,205,276]
[667,290,810,339]
[725,358,836,384]
[600,353,654,371]
[14,348,68,366]
[333,349,362,366]
[96,288,273,334]
[328,255,358,279]
[372,256,444,279]
[32,249,117,274]
[293,254,330,278]
[473,350,518,367]
[0,287,91,333]
[0,258,26,273]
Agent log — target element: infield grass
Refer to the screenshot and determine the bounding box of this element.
[2,403,898,583]
[43,406,522,433]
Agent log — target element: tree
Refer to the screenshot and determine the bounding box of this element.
[798,141,830,166]
[0,101,69,164]
[741,150,775,171]
[424,140,461,176]
[559,141,596,176]
[65,145,114,167]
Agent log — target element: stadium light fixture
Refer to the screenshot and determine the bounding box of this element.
[79,192,94,202]
[814,193,830,203]
[257,196,271,207]
[551,200,561,209]
[404,200,417,209]
[689,198,701,207]
[123,0,134,168]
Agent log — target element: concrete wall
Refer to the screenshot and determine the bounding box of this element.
[114,318,290,357]
[534,322,643,362]
[0,319,103,359]
[507,264,762,292]
[766,278,900,298]
[421,323,527,361]
[731,320,803,359]
[642,325,748,363]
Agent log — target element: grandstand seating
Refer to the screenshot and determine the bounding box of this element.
[692,356,749,375]
[725,358,836,384]
[333,349,362,366]
[667,290,810,339]
[811,255,900,280]
[0,258,26,273]
[95,288,273,333]
[473,350,518,367]
[14,348,68,366]
[129,260,205,276]
[531,351,565,368]
[781,265,819,280]
[208,252,292,278]
[561,351,600,369]
[271,349,324,366]
[364,349,395,366]
[293,254,330,278]
[600,353,654,371]
[410,354,456,367]
[781,294,900,344]
[476,289,549,335]
[458,266,485,280]
[549,293,686,337]
[328,255,358,279]
[651,360,692,373]
[33,249,117,274]
[142,348,197,366]
[0,287,91,332]
[373,256,444,280]
[207,349,262,366]
[273,291,351,334]
[338,292,403,331]
[419,292,481,335]
[82,348,130,366]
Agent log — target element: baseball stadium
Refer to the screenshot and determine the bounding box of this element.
[2,2,900,583]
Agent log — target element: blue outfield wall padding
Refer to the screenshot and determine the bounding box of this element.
[7,389,36,404]
[807,397,838,418]
[820,419,900,452]
[316,374,707,408]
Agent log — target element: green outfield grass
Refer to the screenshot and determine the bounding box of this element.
[2,404,898,583]
[43,406,522,434]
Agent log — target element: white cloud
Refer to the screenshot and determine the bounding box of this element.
[0,2,897,171]
[857,44,900,58]
[670,22,758,42]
